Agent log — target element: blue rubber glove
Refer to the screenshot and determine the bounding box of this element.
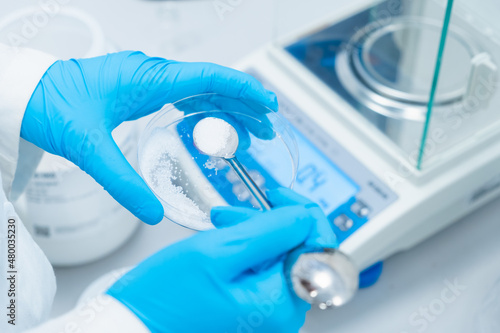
[212,187,338,249]
[21,51,278,225]
[107,188,336,333]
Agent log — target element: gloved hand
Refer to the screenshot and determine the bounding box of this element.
[212,187,338,249]
[213,187,338,273]
[106,188,337,333]
[21,51,278,225]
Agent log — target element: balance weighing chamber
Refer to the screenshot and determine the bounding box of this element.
[225,0,500,279]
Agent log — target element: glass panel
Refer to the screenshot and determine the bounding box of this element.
[274,0,499,170]
[418,0,500,169]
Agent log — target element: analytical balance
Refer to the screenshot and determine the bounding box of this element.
[139,0,500,289]
[228,0,500,282]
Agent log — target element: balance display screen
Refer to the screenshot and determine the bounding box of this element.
[249,125,359,215]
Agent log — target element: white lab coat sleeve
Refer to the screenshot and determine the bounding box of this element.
[25,294,151,333]
[0,42,56,198]
[0,43,57,332]
[0,43,147,333]
[0,175,56,332]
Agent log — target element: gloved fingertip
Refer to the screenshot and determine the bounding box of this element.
[304,202,319,209]
[235,127,251,150]
[210,206,231,221]
[210,206,259,228]
[296,210,316,227]
[266,187,293,203]
[267,187,315,207]
[238,136,251,150]
[138,199,164,225]
[255,125,276,140]
[265,90,279,112]
[265,188,278,198]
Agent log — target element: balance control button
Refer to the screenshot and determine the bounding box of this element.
[333,214,354,231]
[351,200,370,218]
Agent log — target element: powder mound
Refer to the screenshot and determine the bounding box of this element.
[193,117,239,158]
[140,128,211,230]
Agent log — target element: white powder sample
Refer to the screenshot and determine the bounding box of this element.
[140,128,210,230]
[203,158,219,175]
[193,117,239,158]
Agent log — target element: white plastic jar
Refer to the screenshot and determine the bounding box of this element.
[1,7,139,265]
[19,123,139,266]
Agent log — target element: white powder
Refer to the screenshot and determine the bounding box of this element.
[203,158,219,175]
[140,128,211,230]
[193,117,239,158]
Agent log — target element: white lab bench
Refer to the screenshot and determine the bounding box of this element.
[2,0,500,332]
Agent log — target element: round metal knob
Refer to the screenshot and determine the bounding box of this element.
[289,248,359,309]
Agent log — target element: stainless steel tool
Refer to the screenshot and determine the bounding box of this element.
[193,117,359,309]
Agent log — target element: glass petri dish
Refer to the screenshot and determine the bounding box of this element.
[138,94,298,231]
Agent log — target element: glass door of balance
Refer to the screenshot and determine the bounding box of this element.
[275,0,499,171]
